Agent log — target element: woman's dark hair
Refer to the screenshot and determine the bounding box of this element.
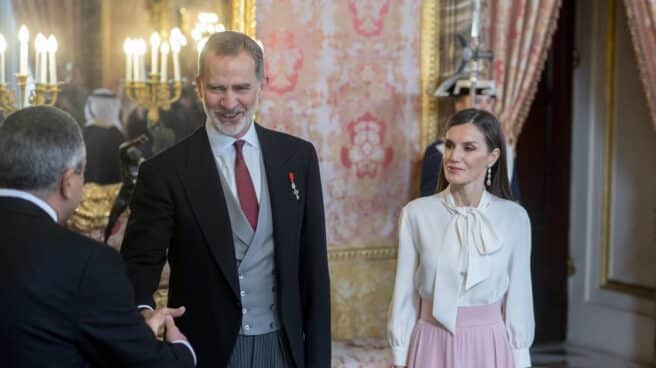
[435,108,512,200]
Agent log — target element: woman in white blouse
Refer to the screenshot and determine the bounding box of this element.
[388,108,534,368]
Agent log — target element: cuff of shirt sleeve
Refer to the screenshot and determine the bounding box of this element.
[137,304,154,311]
[172,340,197,366]
[392,347,409,366]
[512,347,531,368]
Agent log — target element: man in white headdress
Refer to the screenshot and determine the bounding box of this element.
[82,88,125,183]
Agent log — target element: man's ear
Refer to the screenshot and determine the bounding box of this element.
[59,168,76,200]
[258,75,269,92]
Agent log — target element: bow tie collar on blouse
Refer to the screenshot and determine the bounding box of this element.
[432,188,503,334]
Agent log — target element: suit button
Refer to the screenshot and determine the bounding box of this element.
[240,290,247,297]
[239,274,245,280]
[242,308,248,315]
[244,324,251,331]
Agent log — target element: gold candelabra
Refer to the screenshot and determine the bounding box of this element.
[124,72,182,124]
[123,31,185,124]
[0,74,59,115]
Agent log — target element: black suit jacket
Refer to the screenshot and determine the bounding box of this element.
[121,124,331,368]
[0,197,194,368]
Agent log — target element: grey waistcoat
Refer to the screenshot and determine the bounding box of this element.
[217,157,280,336]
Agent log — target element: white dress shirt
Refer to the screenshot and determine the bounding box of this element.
[205,120,262,202]
[0,188,58,222]
[388,187,534,367]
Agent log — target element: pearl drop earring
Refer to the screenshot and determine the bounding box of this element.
[486,166,492,187]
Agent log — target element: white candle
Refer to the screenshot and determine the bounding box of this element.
[139,39,147,81]
[133,51,140,82]
[33,37,39,82]
[160,42,169,82]
[170,27,186,47]
[0,34,6,84]
[35,33,47,84]
[47,35,57,84]
[18,25,29,75]
[133,38,145,81]
[139,53,145,81]
[123,39,132,82]
[132,40,140,82]
[150,32,160,75]
[171,41,181,82]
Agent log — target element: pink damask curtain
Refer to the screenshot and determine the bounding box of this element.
[486,0,561,144]
[623,0,656,129]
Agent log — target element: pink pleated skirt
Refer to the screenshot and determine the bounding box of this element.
[407,299,514,368]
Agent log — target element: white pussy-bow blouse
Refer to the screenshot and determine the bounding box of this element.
[388,187,534,367]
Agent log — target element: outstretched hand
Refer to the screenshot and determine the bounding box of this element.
[164,315,188,342]
[141,306,186,337]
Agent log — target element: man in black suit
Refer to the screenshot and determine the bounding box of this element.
[0,106,196,367]
[121,32,330,368]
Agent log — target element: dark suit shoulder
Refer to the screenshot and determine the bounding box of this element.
[51,222,110,253]
[258,124,313,147]
[256,124,317,166]
[142,126,205,170]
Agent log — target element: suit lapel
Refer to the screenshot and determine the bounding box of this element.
[179,128,240,299]
[256,124,298,267]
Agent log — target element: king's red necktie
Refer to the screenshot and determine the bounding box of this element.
[234,140,259,230]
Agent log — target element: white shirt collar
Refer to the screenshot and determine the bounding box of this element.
[205,119,260,157]
[0,188,58,222]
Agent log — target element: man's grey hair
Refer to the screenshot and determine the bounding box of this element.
[0,106,86,192]
[197,31,264,81]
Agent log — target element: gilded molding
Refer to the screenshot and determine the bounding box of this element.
[600,0,654,299]
[420,0,441,151]
[231,0,256,38]
[328,246,397,261]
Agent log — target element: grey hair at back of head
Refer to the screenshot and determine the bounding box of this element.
[0,106,86,191]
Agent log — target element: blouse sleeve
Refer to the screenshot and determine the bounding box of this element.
[387,206,420,366]
[503,208,535,368]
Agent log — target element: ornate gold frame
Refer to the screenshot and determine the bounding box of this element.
[421,0,441,151]
[328,246,397,261]
[600,0,654,299]
[231,0,256,38]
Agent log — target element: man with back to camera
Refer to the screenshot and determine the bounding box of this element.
[121,31,331,367]
[0,106,196,367]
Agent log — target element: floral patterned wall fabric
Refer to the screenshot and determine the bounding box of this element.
[257,0,423,248]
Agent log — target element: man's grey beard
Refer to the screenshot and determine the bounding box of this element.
[205,106,255,137]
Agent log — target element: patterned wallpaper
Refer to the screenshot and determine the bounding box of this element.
[257,0,423,248]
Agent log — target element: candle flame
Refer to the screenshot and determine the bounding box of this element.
[150,32,161,47]
[47,35,57,52]
[18,25,29,42]
[35,33,47,52]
